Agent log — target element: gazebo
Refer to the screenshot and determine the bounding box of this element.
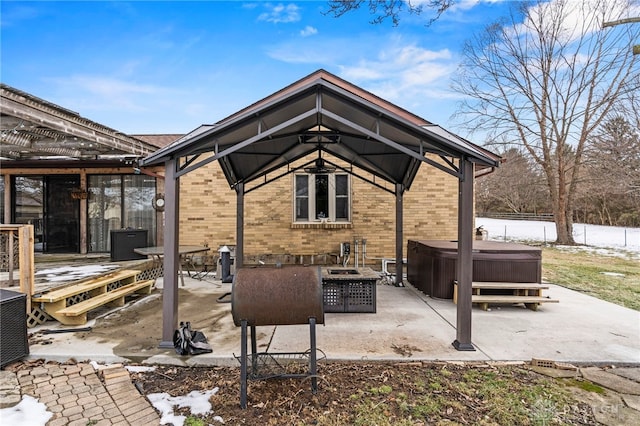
[140,69,500,351]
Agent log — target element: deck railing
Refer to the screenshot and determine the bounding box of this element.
[0,224,35,312]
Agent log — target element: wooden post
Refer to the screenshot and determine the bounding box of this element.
[18,225,35,313]
[1,225,35,314]
[7,230,14,287]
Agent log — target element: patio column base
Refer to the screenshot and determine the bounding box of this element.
[452,340,476,351]
[158,340,175,349]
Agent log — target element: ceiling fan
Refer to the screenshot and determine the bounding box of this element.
[304,149,336,174]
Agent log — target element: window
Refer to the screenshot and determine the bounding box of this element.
[294,173,350,222]
[88,174,156,252]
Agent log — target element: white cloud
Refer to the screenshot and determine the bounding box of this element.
[266,33,461,123]
[258,3,301,23]
[51,75,163,112]
[519,0,640,43]
[300,25,318,37]
[339,41,457,104]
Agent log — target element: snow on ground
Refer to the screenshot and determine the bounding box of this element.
[0,363,223,426]
[475,217,640,258]
[0,395,52,425]
[35,264,119,282]
[147,389,223,426]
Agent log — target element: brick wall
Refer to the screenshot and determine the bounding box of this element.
[177,154,461,266]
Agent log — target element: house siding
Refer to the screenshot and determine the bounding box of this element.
[177,154,461,267]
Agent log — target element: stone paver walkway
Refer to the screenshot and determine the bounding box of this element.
[12,363,159,426]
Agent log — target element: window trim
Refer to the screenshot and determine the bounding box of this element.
[293,172,351,223]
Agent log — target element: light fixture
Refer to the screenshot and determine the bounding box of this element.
[304,150,336,174]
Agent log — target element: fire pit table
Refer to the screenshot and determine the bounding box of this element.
[321,267,378,313]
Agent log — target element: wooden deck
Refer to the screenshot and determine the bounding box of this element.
[19,255,162,327]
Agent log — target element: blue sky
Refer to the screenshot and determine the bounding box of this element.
[1,1,512,137]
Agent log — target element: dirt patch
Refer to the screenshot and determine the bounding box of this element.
[76,287,235,361]
[131,362,597,425]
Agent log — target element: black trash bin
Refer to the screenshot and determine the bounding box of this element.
[0,289,29,367]
[110,229,148,261]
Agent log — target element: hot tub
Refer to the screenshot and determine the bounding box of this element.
[407,240,542,299]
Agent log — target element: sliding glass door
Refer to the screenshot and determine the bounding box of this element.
[88,174,156,252]
[13,175,80,252]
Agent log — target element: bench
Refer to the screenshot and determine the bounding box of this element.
[32,269,152,325]
[453,281,559,311]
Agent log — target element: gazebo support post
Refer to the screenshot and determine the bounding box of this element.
[160,158,180,348]
[453,158,476,351]
[395,183,404,286]
[236,182,244,269]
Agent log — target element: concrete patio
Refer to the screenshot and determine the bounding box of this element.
[25,273,640,366]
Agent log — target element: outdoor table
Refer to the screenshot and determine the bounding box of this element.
[133,245,210,286]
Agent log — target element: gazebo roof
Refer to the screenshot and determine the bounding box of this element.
[140,69,499,190]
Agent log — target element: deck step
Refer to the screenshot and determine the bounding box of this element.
[32,270,141,303]
[472,295,559,311]
[53,280,154,325]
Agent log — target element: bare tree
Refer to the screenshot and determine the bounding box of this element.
[452,0,640,244]
[476,147,548,216]
[580,116,640,226]
[325,0,454,25]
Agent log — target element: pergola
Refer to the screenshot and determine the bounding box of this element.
[0,84,157,161]
[140,69,500,351]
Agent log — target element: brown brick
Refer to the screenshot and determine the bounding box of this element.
[58,393,78,405]
[30,367,49,376]
[67,376,86,386]
[53,384,73,394]
[82,405,105,417]
[34,383,54,395]
[47,417,69,426]
[49,375,68,385]
[38,393,59,404]
[47,403,64,413]
[67,413,83,422]
[71,385,92,395]
[118,398,146,415]
[177,155,461,264]
[103,407,122,419]
[17,375,33,385]
[80,365,97,376]
[48,367,66,378]
[77,394,98,406]
[126,405,158,421]
[32,375,50,384]
[131,410,161,423]
[63,365,82,375]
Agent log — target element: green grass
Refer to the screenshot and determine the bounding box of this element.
[331,367,578,426]
[541,246,640,310]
